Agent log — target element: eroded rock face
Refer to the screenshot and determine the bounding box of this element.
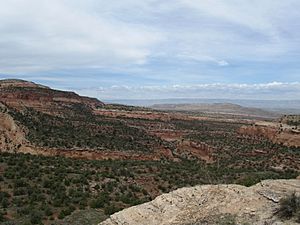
[100,179,300,225]
[238,125,300,147]
[0,103,29,152]
[0,79,104,114]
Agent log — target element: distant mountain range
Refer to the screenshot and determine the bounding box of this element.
[151,103,279,119]
[106,98,300,114]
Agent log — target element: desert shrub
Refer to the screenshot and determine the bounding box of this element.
[276,192,300,221]
[57,206,75,219]
[0,191,10,199]
[43,205,53,217]
[13,179,29,188]
[30,210,43,224]
[0,211,6,222]
[1,198,9,208]
[216,214,237,225]
[90,198,105,209]
[90,192,109,208]
[58,210,66,219]
[13,187,27,196]
[104,204,120,215]
[17,206,31,216]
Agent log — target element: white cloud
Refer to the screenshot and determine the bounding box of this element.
[161,0,300,62]
[176,53,229,66]
[179,0,275,31]
[0,0,299,97]
[217,60,229,66]
[76,82,300,100]
[0,0,163,73]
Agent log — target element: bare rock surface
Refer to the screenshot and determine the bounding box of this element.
[238,125,300,148]
[0,79,104,113]
[100,179,300,225]
[0,103,30,152]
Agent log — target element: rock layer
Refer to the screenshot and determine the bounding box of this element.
[0,103,30,152]
[238,125,300,147]
[0,79,104,114]
[100,179,300,225]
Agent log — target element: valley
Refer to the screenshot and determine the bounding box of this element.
[0,79,299,224]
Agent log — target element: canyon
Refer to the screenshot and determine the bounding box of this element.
[0,79,299,224]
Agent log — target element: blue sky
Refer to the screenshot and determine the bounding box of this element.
[0,0,300,100]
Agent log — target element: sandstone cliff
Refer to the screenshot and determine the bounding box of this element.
[0,102,30,152]
[0,79,104,114]
[238,125,300,147]
[100,179,300,225]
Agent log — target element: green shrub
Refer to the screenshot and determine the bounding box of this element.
[0,211,6,222]
[276,193,300,221]
[1,198,9,208]
[104,204,119,215]
[44,206,53,217]
[89,193,109,208]
[30,210,43,224]
[58,210,66,219]
[216,214,237,225]
[90,199,105,208]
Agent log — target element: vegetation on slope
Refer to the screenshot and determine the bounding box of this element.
[277,193,300,222]
[0,83,299,224]
[0,152,298,224]
[8,107,161,152]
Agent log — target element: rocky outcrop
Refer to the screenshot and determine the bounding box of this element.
[238,125,300,147]
[0,79,104,114]
[175,140,214,162]
[0,79,49,89]
[238,125,278,140]
[100,179,300,225]
[0,103,31,152]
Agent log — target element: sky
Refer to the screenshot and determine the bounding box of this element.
[0,0,300,100]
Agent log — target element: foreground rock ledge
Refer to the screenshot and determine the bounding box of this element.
[100,179,300,225]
